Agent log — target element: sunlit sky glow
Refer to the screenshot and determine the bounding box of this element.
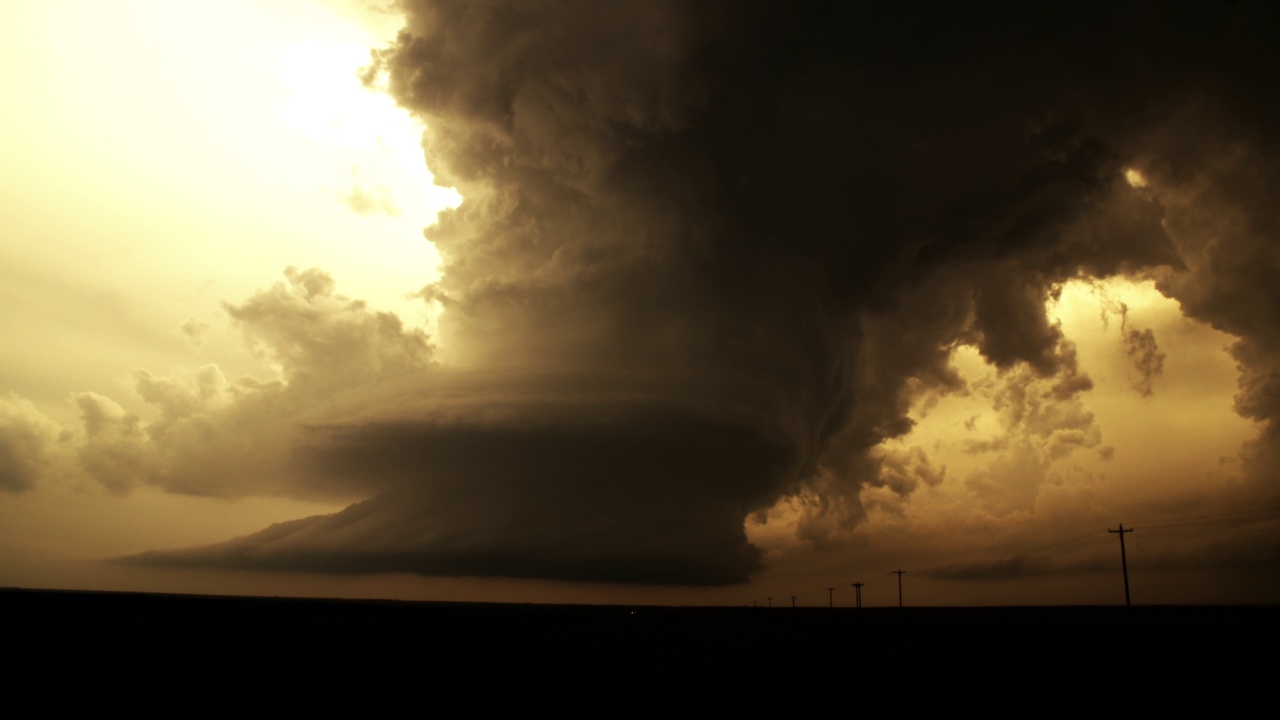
[1,0,457,590]
[1,0,460,413]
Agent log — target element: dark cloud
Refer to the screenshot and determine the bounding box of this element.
[133,366,810,582]
[179,319,209,347]
[73,392,148,496]
[0,270,434,498]
[129,394,795,584]
[921,553,1115,581]
[124,0,1280,583]
[0,395,61,493]
[223,266,432,395]
[922,555,1040,582]
[1094,289,1166,396]
[1122,327,1165,396]
[923,512,1280,582]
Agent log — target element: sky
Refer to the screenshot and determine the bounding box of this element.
[2,0,1279,607]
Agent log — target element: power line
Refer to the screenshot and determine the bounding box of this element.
[1133,506,1280,530]
[946,505,1280,569]
[1022,534,1111,559]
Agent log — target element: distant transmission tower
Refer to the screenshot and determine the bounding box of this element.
[826,587,835,608]
[892,569,906,608]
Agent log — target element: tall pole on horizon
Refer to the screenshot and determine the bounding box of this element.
[790,595,797,608]
[893,569,906,608]
[851,582,865,608]
[826,587,835,608]
[1109,524,1134,607]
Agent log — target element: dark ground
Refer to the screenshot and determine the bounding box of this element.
[4,588,1273,716]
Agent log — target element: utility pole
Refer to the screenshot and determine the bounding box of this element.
[767,597,772,608]
[790,595,797,608]
[851,582,865,608]
[893,569,906,608]
[826,587,835,608]
[1109,524,1134,607]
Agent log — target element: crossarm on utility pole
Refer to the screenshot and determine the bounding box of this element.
[1109,524,1134,607]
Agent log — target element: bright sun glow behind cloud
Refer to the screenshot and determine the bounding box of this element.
[279,38,443,202]
[0,0,459,418]
[0,0,461,581]
[1124,168,1149,188]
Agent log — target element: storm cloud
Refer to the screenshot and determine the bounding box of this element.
[108,1,1280,584]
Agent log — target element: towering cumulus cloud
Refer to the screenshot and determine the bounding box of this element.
[124,1,1280,584]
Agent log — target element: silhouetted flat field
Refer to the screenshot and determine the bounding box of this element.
[4,588,1272,715]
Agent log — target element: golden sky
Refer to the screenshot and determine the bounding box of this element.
[2,1,1278,606]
